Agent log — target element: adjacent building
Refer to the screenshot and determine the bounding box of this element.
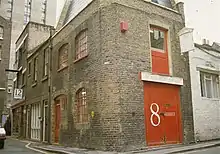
[179,28,220,142]
[0,16,11,125]
[11,22,54,138]
[12,0,195,152]
[0,0,57,109]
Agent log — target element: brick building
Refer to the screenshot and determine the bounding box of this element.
[0,16,11,125]
[11,22,54,139]
[12,0,195,152]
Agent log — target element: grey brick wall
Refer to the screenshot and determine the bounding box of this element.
[14,0,195,151]
[25,42,50,140]
[0,16,11,119]
[14,22,54,139]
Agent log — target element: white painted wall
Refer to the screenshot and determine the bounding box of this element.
[189,47,220,141]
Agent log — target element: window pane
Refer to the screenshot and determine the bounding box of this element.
[150,29,165,50]
[0,27,3,38]
[75,88,87,123]
[205,79,212,98]
[75,30,88,60]
[212,75,219,98]
[59,44,68,68]
[200,72,205,97]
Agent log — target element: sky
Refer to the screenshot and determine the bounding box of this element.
[56,0,65,24]
[56,0,220,44]
[184,0,220,44]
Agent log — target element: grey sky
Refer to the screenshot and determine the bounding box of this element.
[184,0,220,44]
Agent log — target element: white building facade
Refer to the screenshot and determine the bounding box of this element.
[179,28,220,141]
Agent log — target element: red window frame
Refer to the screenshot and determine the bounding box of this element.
[75,88,88,124]
[75,30,88,60]
[58,44,68,69]
[150,26,169,75]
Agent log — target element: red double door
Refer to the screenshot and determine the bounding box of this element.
[144,82,183,145]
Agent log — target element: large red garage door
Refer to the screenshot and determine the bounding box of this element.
[144,82,183,145]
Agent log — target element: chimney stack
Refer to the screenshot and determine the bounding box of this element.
[202,39,210,45]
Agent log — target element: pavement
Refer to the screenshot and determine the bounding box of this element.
[180,146,220,154]
[0,137,52,154]
[2,136,220,154]
[31,140,220,154]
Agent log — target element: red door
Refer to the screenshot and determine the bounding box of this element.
[55,103,61,143]
[144,82,182,146]
[151,27,169,75]
[152,50,169,75]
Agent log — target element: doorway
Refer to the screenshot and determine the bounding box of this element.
[54,100,61,143]
[144,82,183,145]
[43,100,49,142]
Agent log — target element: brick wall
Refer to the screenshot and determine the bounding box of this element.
[31,0,194,151]
[0,16,11,119]
[25,42,50,141]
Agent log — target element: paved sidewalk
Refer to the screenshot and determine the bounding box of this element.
[31,140,220,154]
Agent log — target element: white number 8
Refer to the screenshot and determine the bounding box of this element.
[150,103,161,127]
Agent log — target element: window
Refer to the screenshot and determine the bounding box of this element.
[0,45,2,60]
[24,0,31,24]
[150,27,166,51]
[15,51,18,63]
[28,62,31,75]
[43,48,49,76]
[22,72,25,85]
[58,44,68,69]
[7,0,13,20]
[75,30,88,60]
[200,72,219,98]
[151,0,172,8]
[0,26,3,39]
[75,88,88,123]
[41,0,47,24]
[150,26,169,75]
[33,57,38,82]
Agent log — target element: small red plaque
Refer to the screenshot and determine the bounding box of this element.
[164,112,175,117]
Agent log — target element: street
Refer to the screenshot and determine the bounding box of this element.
[0,137,47,154]
[180,146,220,154]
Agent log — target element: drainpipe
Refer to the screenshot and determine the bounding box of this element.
[48,27,54,144]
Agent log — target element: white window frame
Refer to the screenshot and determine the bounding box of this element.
[43,48,49,76]
[0,45,2,60]
[0,26,3,39]
[33,57,38,82]
[200,72,219,99]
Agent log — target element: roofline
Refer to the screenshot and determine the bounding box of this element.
[53,0,181,39]
[53,0,94,39]
[0,15,12,23]
[194,43,220,53]
[15,21,54,44]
